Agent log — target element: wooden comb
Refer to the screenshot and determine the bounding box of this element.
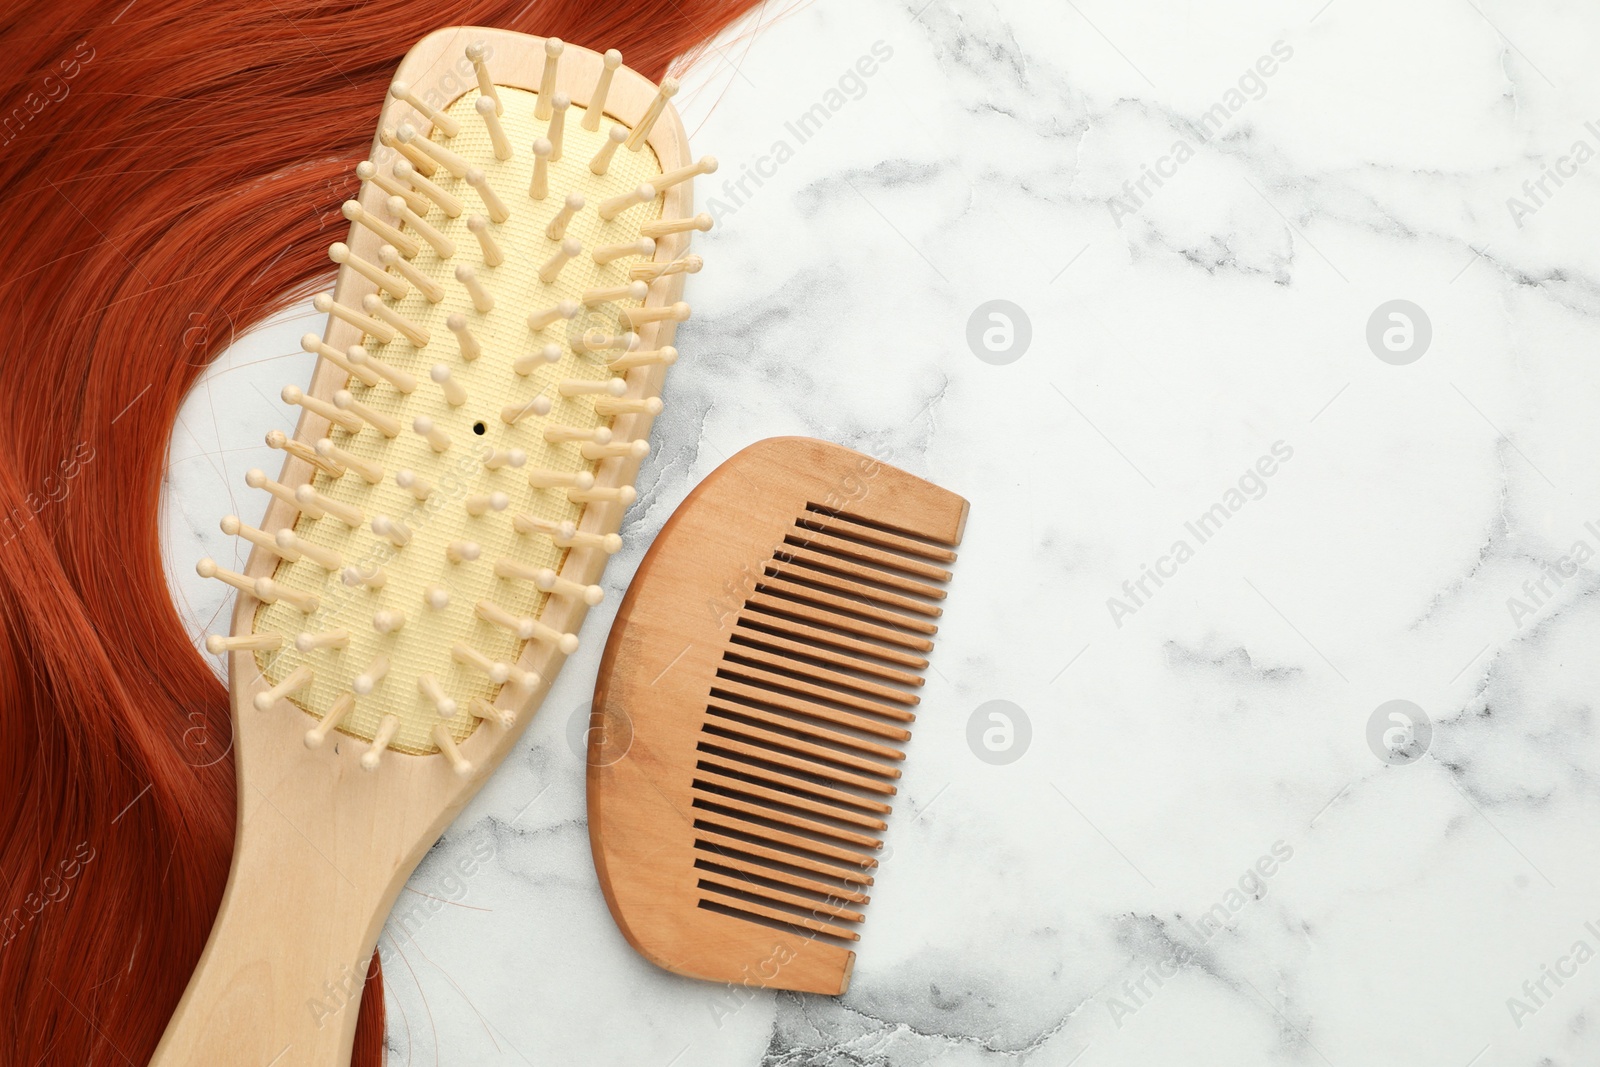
[156,27,709,1065]
[586,437,967,996]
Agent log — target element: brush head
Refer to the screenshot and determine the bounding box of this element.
[203,33,705,770]
[587,437,967,996]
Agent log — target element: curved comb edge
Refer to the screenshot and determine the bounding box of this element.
[587,437,966,996]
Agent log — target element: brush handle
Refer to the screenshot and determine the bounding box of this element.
[150,773,404,1067]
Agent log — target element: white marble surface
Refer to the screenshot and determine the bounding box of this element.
[164,0,1600,1062]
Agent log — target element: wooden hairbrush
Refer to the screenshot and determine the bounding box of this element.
[586,437,967,996]
[157,27,711,1065]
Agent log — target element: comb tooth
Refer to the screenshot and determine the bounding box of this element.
[607,346,677,372]
[546,193,584,240]
[281,384,363,433]
[766,561,942,619]
[464,493,508,516]
[412,416,451,452]
[551,425,612,448]
[377,247,444,303]
[500,396,552,426]
[785,526,952,583]
[419,674,458,718]
[698,887,860,942]
[779,547,946,602]
[592,395,663,417]
[578,330,638,355]
[339,201,419,259]
[583,49,622,131]
[469,696,517,728]
[466,216,504,267]
[581,439,650,461]
[527,300,578,331]
[696,755,893,815]
[529,137,553,199]
[424,585,450,610]
[396,469,433,501]
[388,80,460,138]
[342,564,387,590]
[653,155,717,192]
[694,811,875,869]
[535,38,563,118]
[392,159,463,218]
[276,530,341,571]
[707,697,908,760]
[355,160,428,215]
[431,364,468,406]
[257,578,321,615]
[592,237,654,265]
[329,242,409,299]
[632,257,701,285]
[726,641,920,704]
[245,468,303,514]
[371,514,413,547]
[526,468,594,490]
[694,792,883,851]
[640,214,713,241]
[514,343,563,375]
[798,510,958,563]
[731,626,923,689]
[300,336,383,388]
[694,769,887,831]
[295,630,350,652]
[559,377,627,398]
[746,593,933,653]
[465,43,501,113]
[433,723,473,776]
[304,692,354,749]
[694,827,874,885]
[253,665,313,712]
[445,540,480,563]
[738,612,927,671]
[482,448,526,470]
[220,515,296,562]
[385,196,454,259]
[295,484,363,528]
[362,293,429,347]
[625,77,677,150]
[620,302,689,330]
[582,281,648,308]
[547,92,570,161]
[361,714,400,770]
[396,123,468,178]
[567,484,636,505]
[267,428,344,477]
[699,734,897,796]
[694,851,871,905]
[454,263,489,310]
[713,669,915,730]
[474,95,514,160]
[206,632,283,654]
[538,237,581,284]
[589,125,627,176]
[379,124,438,177]
[314,438,382,483]
[697,871,867,925]
[464,169,510,224]
[597,184,656,223]
[758,575,936,636]
[353,655,391,693]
